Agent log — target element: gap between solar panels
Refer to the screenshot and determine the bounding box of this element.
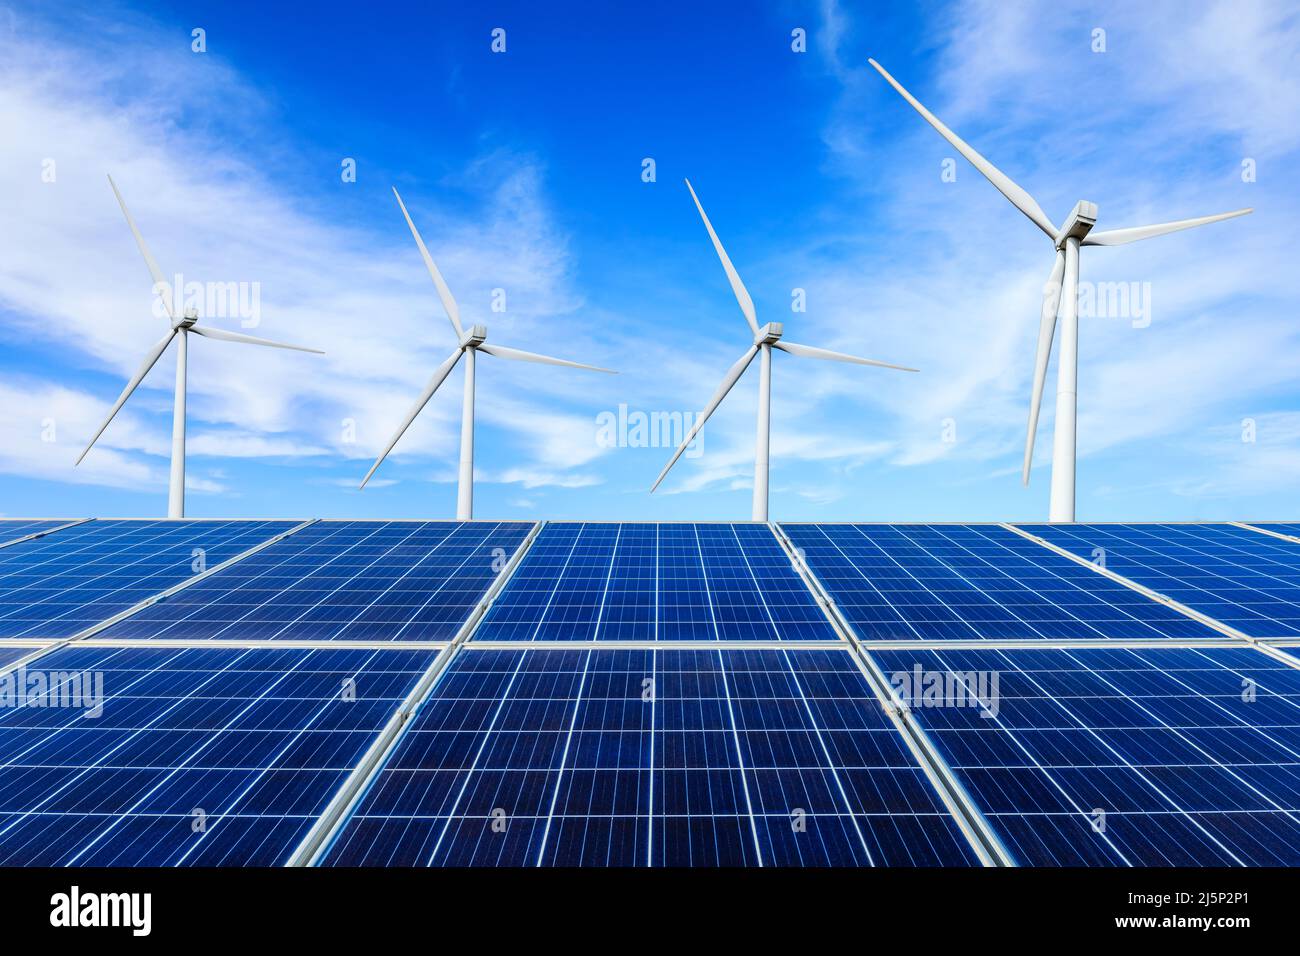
[0,518,92,551]
[768,522,1014,867]
[286,520,547,867]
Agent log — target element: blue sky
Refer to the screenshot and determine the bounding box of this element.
[0,0,1296,522]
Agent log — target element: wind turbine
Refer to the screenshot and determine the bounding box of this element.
[650,179,918,521]
[360,187,616,518]
[869,58,1252,523]
[78,175,324,519]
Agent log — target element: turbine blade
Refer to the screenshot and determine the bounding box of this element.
[189,325,324,353]
[1083,208,1252,246]
[190,325,324,353]
[107,174,174,320]
[392,187,464,338]
[650,345,758,493]
[774,340,918,372]
[360,348,464,489]
[478,342,616,373]
[1024,250,1065,484]
[76,330,177,465]
[684,179,760,335]
[867,59,1057,240]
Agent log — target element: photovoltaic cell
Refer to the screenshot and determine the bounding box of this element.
[97,520,533,641]
[473,523,837,642]
[0,519,295,639]
[321,648,980,866]
[0,520,78,546]
[781,524,1215,641]
[0,644,436,865]
[871,645,1300,865]
[1022,523,1300,638]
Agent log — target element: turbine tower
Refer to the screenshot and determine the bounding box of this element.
[361,187,616,518]
[78,175,324,518]
[651,179,917,521]
[869,58,1252,523]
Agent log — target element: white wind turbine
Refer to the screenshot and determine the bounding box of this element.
[650,179,918,521]
[869,58,1252,523]
[360,187,616,518]
[78,175,324,519]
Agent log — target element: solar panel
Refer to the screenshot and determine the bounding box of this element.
[472,523,838,642]
[96,520,533,642]
[0,644,436,865]
[870,644,1300,865]
[0,520,79,546]
[320,647,981,866]
[781,523,1216,641]
[1021,523,1300,638]
[0,646,35,671]
[1246,523,1300,539]
[0,519,297,639]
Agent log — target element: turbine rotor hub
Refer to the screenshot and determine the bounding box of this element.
[755,321,783,346]
[1054,200,1098,249]
[459,324,487,349]
[173,306,199,330]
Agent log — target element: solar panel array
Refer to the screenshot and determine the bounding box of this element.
[0,519,297,638]
[321,648,979,866]
[97,521,532,642]
[1022,523,1300,638]
[783,523,1219,641]
[0,519,80,547]
[473,522,837,642]
[0,516,1298,867]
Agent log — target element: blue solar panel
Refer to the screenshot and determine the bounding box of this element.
[96,521,533,642]
[0,644,435,865]
[321,648,980,866]
[472,523,838,642]
[0,520,78,546]
[1022,523,1300,638]
[0,519,296,639]
[781,523,1216,641]
[0,646,35,671]
[871,645,1300,865]
[1245,523,1300,538]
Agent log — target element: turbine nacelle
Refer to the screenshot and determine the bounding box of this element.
[1054,200,1098,249]
[172,305,199,331]
[755,321,783,346]
[459,324,487,349]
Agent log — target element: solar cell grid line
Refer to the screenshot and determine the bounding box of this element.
[869,644,1300,866]
[0,643,437,866]
[95,520,533,642]
[0,519,297,639]
[318,648,983,867]
[1019,522,1300,639]
[470,522,839,643]
[780,523,1218,642]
